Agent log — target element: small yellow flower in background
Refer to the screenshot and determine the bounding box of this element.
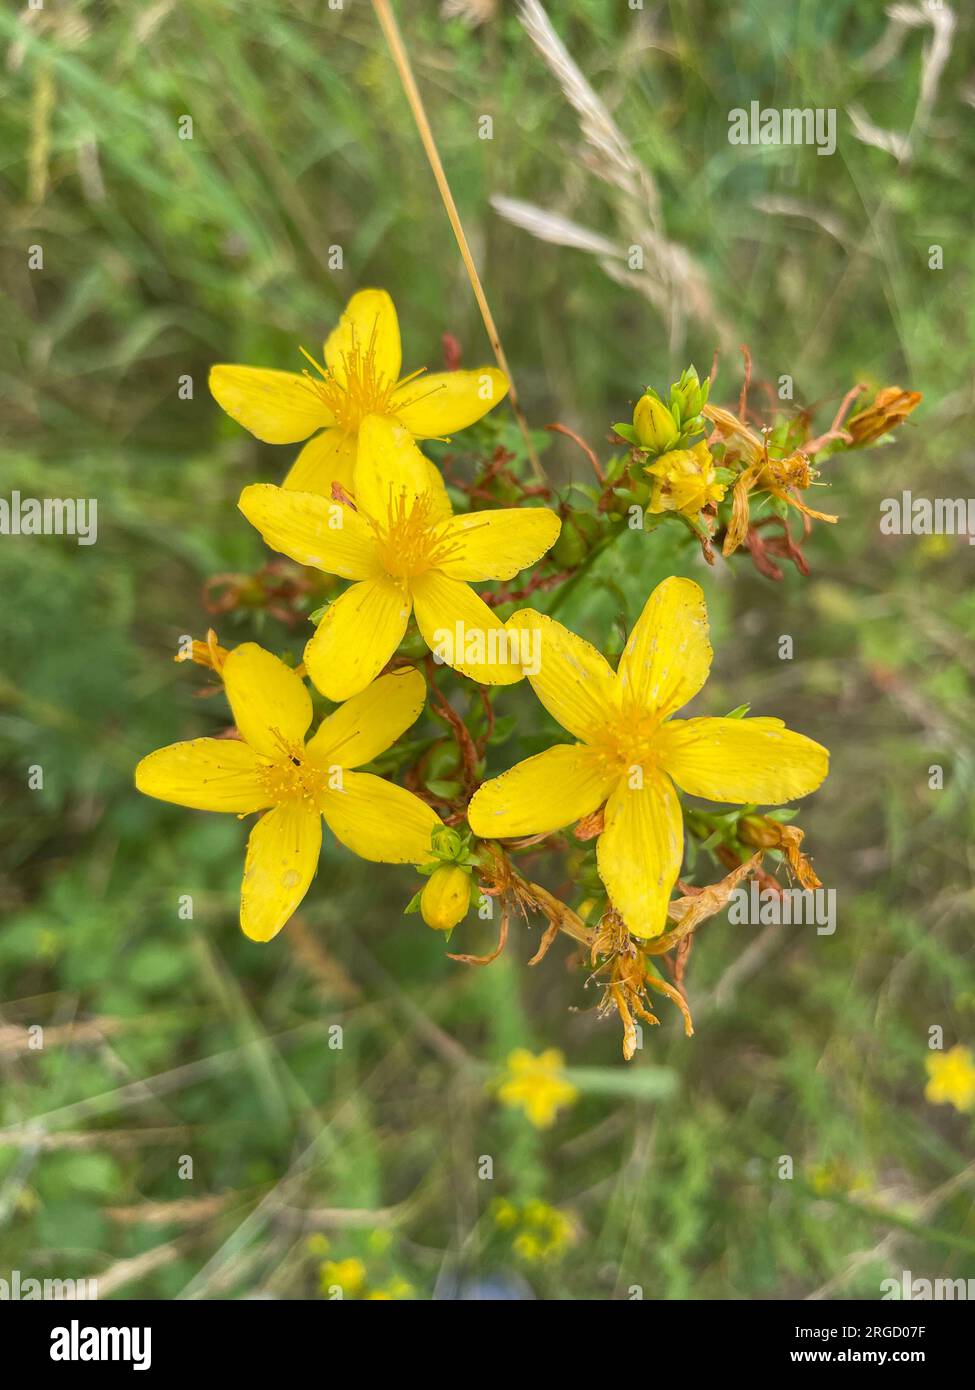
[491,1197,577,1261]
[239,413,561,700]
[925,1045,975,1113]
[209,288,509,496]
[319,1257,367,1299]
[490,1197,519,1230]
[135,648,441,941]
[514,1202,576,1262]
[807,1160,872,1197]
[919,533,951,560]
[366,1276,414,1300]
[645,441,727,519]
[468,576,829,938]
[496,1048,579,1129]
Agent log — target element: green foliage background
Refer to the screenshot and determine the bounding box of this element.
[1,0,973,1299]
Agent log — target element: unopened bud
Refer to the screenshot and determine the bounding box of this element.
[420,864,471,932]
[632,394,681,456]
[670,366,708,428]
[431,826,464,860]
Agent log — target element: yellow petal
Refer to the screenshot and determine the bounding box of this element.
[222,642,313,759]
[596,771,684,938]
[238,483,379,579]
[658,716,829,804]
[283,429,357,496]
[306,667,427,768]
[617,576,712,718]
[135,738,270,813]
[304,578,410,701]
[209,365,332,444]
[321,770,441,863]
[777,489,838,525]
[354,414,452,524]
[436,507,561,581]
[506,608,619,741]
[467,745,617,838]
[240,800,322,942]
[390,368,508,437]
[411,571,522,685]
[324,288,401,387]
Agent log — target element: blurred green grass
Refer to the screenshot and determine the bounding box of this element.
[1,0,974,1299]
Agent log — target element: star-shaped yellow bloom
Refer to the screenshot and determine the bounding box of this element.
[209,288,509,497]
[496,1048,579,1129]
[135,646,441,941]
[239,414,561,701]
[925,1045,975,1113]
[468,576,829,938]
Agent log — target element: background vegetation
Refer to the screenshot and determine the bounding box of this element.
[1,0,973,1299]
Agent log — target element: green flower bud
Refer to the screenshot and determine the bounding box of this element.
[431,826,464,860]
[670,366,709,428]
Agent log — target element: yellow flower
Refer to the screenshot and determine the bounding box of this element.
[514,1200,576,1261]
[496,1047,579,1128]
[369,1276,413,1300]
[645,441,727,518]
[468,577,829,938]
[320,1257,367,1298]
[490,1197,519,1230]
[239,414,561,701]
[135,647,441,941]
[925,1045,975,1113]
[807,1160,872,1197]
[209,288,509,496]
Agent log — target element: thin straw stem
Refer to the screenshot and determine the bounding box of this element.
[370,0,544,480]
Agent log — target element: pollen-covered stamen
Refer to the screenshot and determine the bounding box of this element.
[386,371,447,422]
[297,319,404,435]
[590,704,667,778]
[368,488,465,582]
[258,730,329,809]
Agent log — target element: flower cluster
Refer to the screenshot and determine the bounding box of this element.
[135,287,919,1054]
[491,1197,577,1262]
[606,360,920,578]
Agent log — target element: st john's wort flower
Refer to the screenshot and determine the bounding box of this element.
[209,288,508,496]
[135,645,441,941]
[238,414,561,701]
[495,1048,579,1129]
[468,577,829,938]
[645,441,727,519]
[925,1045,975,1113]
